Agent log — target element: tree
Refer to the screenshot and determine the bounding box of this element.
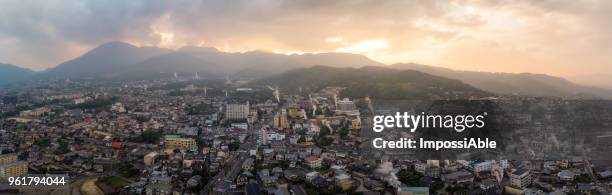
[54,140,70,155]
[229,141,240,151]
[319,126,331,136]
[316,136,334,147]
[34,138,51,148]
[575,174,592,183]
[128,129,162,143]
[397,169,423,186]
[445,183,468,194]
[339,128,349,138]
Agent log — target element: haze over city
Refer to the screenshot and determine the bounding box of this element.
[1,0,612,87]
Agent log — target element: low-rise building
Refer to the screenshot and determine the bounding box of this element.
[510,168,531,189]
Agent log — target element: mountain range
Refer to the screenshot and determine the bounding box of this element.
[40,41,383,80]
[390,63,612,99]
[0,41,611,99]
[255,65,488,100]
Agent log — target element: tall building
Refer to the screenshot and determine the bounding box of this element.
[335,98,360,116]
[273,109,289,129]
[0,153,28,179]
[509,168,531,189]
[260,127,268,145]
[226,102,250,120]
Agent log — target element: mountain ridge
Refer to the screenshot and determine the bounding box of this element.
[36,41,383,80]
[0,63,35,85]
[390,63,612,99]
[2,41,611,100]
[255,65,489,100]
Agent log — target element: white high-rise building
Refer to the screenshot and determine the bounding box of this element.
[226,102,249,120]
[260,127,268,145]
[335,98,359,116]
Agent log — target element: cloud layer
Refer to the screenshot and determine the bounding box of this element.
[0,0,610,78]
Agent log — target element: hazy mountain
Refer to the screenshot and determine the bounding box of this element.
[122,52,220,80]
[40,41,384,80]
[568,74,612,90]
[391,63,612,99]
[0,63,35,85]
[175,46,384,78]
[40,42,172,78]
[255,66,488,100]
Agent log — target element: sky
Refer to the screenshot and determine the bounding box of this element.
[1,0,611,84]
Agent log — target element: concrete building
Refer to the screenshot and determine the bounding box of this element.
[164,135,197,151]
[442,170,474,184]
[473,161,493,174]
[557,170,576,181]
[226,102,250,120]
[273,109,289,129]
[335,98,359,116]
[0,154,27,179]
[510,168,531,189]
[0,153,18,164]
[305,156,322,169]
[260,127,268,145]
[397,186,429,195]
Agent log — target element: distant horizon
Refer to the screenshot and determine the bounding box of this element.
[0,40,586,76]
[6,40,612,90]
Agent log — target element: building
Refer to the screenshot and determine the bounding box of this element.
[231,123,249,130]
[226,102,250,120]
[480,179,497,190]
[260,127,268,145]
[335,98,360,116]
[242,158,255,170]
[273,109,290,129]
[267,132,285,141]
[335,173,352,190]
[0,154,28,179]
[111,102,126,113]
[287,104,305,119]
[0,161,28,178]
[510,168,531,189]
[415,163,427,174]
[306,171,319,182]
[164,135,197,151]
[0,153,18,164]
[473,161,493,174]
[305,156,322,169]
[247,110,258,124]
[349,117,361,130]
[557,170,576,181]
[397,186,429,195]
[442,170,474,184]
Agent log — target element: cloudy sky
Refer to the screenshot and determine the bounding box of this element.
[1,0,611,82]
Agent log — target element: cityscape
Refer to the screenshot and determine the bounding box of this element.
[0,72,611,195]
[2,1,612,195]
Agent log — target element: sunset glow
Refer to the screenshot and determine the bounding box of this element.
[0,0,610,83]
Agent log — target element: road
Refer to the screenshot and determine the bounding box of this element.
[201,126,259,195]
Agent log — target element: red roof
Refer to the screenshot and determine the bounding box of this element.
[111,142,125,149]
[306,156,318,162]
